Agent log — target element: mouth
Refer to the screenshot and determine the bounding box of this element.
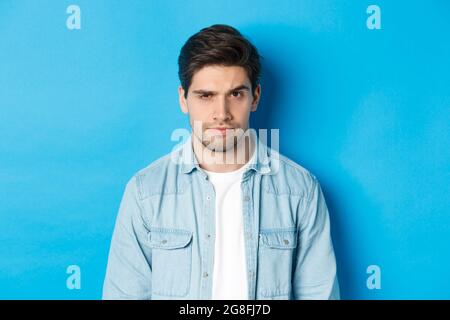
[207,127,234,136]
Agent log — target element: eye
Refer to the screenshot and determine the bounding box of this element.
[231,91,243,98]
[199,93,212,99]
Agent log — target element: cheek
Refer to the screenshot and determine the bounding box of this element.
[232,103,252,119]
[187,109,209,131]
[187,104,208,120]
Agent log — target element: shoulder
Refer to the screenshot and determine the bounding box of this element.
[266,148,319,199]
[126,147,186,199]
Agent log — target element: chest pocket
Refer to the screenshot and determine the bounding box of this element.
[148,227,193,297]
[257,228,298,299]
[260,229,298,249]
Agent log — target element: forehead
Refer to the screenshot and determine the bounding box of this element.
[190,65,250,90]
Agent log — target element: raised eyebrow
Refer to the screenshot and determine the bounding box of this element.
[227,85,250,94]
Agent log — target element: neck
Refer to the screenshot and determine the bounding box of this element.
[192,132,255,173]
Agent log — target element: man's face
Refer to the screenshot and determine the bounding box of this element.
[179,65,261,152]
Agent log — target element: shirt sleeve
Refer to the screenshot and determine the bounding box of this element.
[292,176,340,300]
[102,176,153,299]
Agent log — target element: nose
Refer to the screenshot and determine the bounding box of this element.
[212,96,231,122]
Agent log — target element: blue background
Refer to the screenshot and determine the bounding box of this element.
[0,0,449,299]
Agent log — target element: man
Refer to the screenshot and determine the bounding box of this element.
[103,24,339,300]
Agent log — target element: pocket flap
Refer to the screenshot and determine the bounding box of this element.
[148,228,193,249]
[260,228,298,249]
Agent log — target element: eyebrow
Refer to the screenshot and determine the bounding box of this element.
[192,85,250,95]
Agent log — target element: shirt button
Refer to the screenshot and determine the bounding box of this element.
[206,195,211,201]
[161,239,167,244]
[283,239,289,245]
[206,234,211,239]
[203,272,209,278]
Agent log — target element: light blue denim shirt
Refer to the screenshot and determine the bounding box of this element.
[103,133,340,300]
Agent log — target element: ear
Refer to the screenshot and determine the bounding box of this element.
[251,84,261,112]
[178,85,189,114]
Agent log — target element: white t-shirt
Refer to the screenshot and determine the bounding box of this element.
[203,155,254,300]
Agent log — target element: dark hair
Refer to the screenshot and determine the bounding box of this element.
[178,24,261,98]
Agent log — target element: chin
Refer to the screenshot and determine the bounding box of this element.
[205,140,236,152]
